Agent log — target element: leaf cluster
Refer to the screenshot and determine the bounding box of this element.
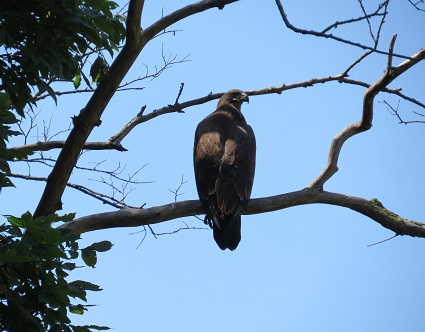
[0,103,33,188]
[0,0,125,195]
[0,0,126,114]
[0,212,113,331]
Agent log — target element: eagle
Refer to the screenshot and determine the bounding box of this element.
[193,89,256,250]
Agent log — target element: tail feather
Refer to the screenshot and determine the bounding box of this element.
[213,215,241,251]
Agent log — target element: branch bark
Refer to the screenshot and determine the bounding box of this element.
[59,189,425,239]
[33,0,238,217]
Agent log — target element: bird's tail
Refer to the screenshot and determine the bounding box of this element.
[213,215,241,251]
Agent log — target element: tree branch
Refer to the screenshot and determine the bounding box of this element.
[275,0,413,60]
[9,173,140,209]
[308,36,425,189]
[58,189,425,239]
[9,141,127,154]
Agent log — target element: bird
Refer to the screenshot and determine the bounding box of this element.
[193,89,256,250]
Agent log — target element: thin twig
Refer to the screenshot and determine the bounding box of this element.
[367,234,399,247]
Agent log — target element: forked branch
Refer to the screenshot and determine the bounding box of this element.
[308,36,425,190]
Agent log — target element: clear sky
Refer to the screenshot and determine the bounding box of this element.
[4,0,425,331]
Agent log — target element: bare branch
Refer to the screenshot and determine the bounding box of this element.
[275,0,413,60]
[9,173,141,209]
[58,189,425,239]
[33,52,189,102]
[381,100,425,124]
[169,175,188,202]
[321,1,388,35]
[308,36,425,190]
[9,140,128,155]
[356,0,389,46]
[108,68,425,147]
[409,0,425,11]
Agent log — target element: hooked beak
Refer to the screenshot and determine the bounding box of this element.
[241,92,249,104]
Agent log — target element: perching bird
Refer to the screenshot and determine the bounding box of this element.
[193,89,256,250]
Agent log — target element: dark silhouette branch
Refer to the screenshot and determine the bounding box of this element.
[10,173,140,209]
[321,1,388,34]
[275,0,414,60]
[409,0,425,11]
[58,189,425,239]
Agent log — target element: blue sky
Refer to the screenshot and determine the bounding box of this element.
[4,0,425,331]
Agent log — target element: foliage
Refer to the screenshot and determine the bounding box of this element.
[0,0,125,329]
[0,212,113,331]
[0,0,126,188]
[0,0,126,115]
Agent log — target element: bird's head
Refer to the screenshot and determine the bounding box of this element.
[217,89,249,111]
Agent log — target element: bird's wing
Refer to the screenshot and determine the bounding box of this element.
[193,119,223,200]
[215,124,256,214]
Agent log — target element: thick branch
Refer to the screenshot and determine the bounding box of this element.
[58,189,425,239]
[33,0,238,217]
[141,0,238,42]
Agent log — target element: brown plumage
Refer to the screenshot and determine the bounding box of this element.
[193,89,256,250]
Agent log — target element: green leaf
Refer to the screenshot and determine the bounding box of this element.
[81,325,110,331]
[69,304,86,315]
[0,92,12,111]
[81,249,97,267]
[68,250,79,259]
[59,213,77,222]
[36,80,57,104]
[2,248,32,263]
[86,241,113,253]
[69,280,102,292]
[74,72,82,89]
[62,262,76,271]
[25,222,44,243]
[6,215,24,227]
[0,174,14,188]
[44,228,62,245]
[90,56,108,83]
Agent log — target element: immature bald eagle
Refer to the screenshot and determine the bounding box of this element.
[193,89,256,250]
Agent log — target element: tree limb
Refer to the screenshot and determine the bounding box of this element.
[58,189,425,239]
[308,36,425,189]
